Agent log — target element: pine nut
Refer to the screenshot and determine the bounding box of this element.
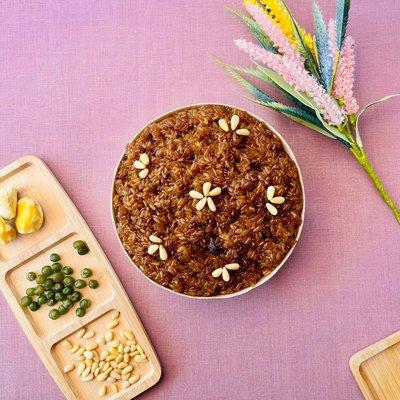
[212,268,222,278]
[195,197,207,211]
[129,374,140,384]
[222,267,230,282]
[81,374,94,382]
[75,347,84,356]
[91,362,98,373]
[110,371,121,380]
[139,168,149,179]
[74,355,85,362]
[126,340,135,346]
[218,118,229,132]
[225,263,240,270]
[133,160,145,170]
[124,354,130,363]
[203,182,211,196]
[77,363,86,376]
[112,311,120,320]
[134,355,146,363]
[105,331,114,342]
[118,362,128,369]
[82,330,95,339]
[189,190,203,199]
[266,203,278,216]
[266,185,275,201]
[94,367,100,377]
[112,383,119,393]
[109,340,120,348]
[97,336,106,345]
[103,362,110,371]
[100,350,108,361]
[82,366,91,377]
[106,354,117,361]
[117,343,124,353]
[115,354,124,363]
[122,366,133,375]
[108,320,119,329]
[149,235,162,244]
[107,377,116,383]
[159,245,168,260]
[76,328,86,339]
[63,364,74,373]
[270,196,285,204]
[139,153,149,166]
[231,114,240,130]
[236,128,250,136]
[207,197,216,212]
[97,373,108,382]
[62,340,72,349]
[121,380,130,389]
[71,345,80,353]
[98,385,107,397]
[209,187,221,196]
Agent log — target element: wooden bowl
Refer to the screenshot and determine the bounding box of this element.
[111,104,305,299]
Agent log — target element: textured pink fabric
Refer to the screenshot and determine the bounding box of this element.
[1,1,400,399]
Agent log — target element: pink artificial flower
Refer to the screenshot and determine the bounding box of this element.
[333,36,359,115]
[245,2,304,66]
[328,19,338,62]
[235,39,344,125]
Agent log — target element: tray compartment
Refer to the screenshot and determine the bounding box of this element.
[52,308,156,400]
[5,232,115,338]
[0,160,68,261]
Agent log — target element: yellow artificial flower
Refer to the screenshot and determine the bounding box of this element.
[244,0,316,57]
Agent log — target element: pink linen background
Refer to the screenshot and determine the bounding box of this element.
[1,1,400,399]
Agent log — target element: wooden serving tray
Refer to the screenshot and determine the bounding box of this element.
[0,155,161,399]
[350,331,400,400]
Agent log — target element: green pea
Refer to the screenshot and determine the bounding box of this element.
[62,266,73,275]
[79,299,90,309]
[62,286,73,295]
[49,309,60,320]
[75,308,85,317]
[88,279,99,289]
[38,295,47,305]
[47,298,57,306]
[21,296,32,307]
[80,268,92,278]
[73,240,86,249]
[55,292,66,301]
[58,305,68,315]
[53,272,64,283]
[29,301,40,311]
[42,265,53,276]
[69,291,81,303]
[45,290,55,300]
[43,278,55,290]
[35,285,45,296]
[51,262,62,273]
[50,253,60,262]
[63,276,75,287]
[74,279,86,289]
[54,282,64,292]
[36,274,46,284]
[62,298,73,309]
[26,287,36,297]
[77,246,89,255]
[26,272,37,281]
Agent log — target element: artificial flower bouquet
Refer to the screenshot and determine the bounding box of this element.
[218,0,400,224]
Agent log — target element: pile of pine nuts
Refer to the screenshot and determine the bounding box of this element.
[61,311,147,397]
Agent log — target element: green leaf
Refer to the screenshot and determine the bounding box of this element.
[257,65,352,145]
[278,0,322,82]
[355,94,400,147]
[336,0,351,49]
[229,7,277,53]
[214,57,336,138]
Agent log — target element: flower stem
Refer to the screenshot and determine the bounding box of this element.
[351,145,400,224]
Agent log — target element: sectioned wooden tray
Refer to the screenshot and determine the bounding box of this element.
[350,331,400,400]
[0,155,161,399]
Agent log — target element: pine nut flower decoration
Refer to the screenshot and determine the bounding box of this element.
[216,0,400,225]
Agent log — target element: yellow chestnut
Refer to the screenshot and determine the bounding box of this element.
[0,217,17,245]
[0,186,17,220]
[15,197,44,234]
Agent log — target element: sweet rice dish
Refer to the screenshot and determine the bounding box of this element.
[112,105,303,297]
